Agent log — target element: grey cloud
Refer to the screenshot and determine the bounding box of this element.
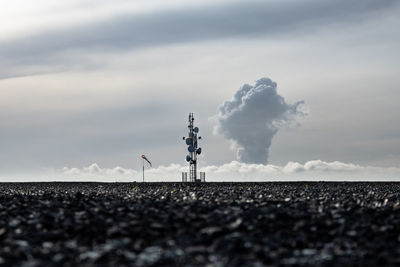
[0,101,187,171]
[0,0,396,79]
[216,77,304,164]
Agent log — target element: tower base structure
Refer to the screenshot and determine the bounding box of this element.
[182,172,205,182]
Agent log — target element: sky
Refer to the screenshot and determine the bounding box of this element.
[1,0,400,181]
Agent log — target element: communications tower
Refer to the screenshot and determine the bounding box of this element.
[182,113,204,182]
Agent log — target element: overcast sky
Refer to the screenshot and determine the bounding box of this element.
[1,0,400,180]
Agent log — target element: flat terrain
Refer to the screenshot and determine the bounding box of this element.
[0,182,400,266]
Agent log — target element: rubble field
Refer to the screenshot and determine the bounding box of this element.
[0,182,400,266]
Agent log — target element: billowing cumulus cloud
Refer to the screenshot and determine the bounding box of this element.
[216,77,304,164]
[60,161,400,181]
[2,160,398,182]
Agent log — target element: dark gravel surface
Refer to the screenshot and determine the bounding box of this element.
[0,182,400,266]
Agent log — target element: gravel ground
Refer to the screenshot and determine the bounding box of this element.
[0,182,400,266]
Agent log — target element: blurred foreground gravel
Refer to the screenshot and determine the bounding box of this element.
[1,182,400,266]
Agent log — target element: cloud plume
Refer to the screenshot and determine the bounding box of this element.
[216,77,304,164]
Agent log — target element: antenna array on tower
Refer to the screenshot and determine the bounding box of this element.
[182,113,205,182]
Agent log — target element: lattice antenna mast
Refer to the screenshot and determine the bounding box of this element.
[183,113,202,182]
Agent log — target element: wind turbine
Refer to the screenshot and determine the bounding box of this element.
[141,155,152,182]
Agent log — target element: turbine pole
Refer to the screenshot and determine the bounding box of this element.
[140,155,152,182]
